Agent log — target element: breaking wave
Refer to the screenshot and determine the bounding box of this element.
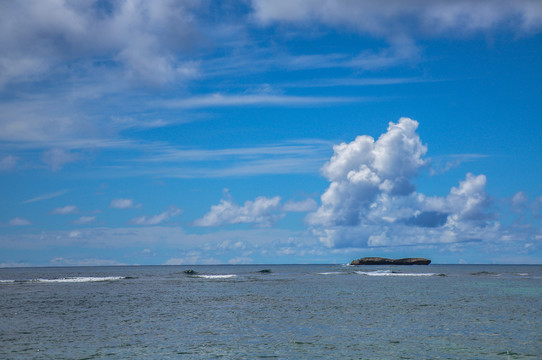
[194,274,237,279]
[355,270,442,277]
[0,276,128,284]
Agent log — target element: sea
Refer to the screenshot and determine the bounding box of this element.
[1,264,541,359]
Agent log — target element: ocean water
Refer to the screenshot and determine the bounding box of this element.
[1,264,541,359]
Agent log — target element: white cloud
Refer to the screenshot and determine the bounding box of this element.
[8,217,31,226]
[130,206,182,226]
[194,194,283,227]
[251,0,542,37]
[51,205,78,215]
[308,117,427,227]
[160,93,363,108]
[3,222,536,264]
[110,198,140,209]
[0,0,203,87]
[308,118,497,248]
[3,135,331,179]
[445,173,491,223]
[195,190,320,227]
[142,140,332,162]
[132,140,333,178]
[250,0,542,70]
[22,190,69,204]
[42,148,79,171]
[73,216,96,224]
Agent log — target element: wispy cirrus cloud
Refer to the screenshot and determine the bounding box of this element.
[124,140,333,178]
[430,154,490,175]
[280,77,437,88]
[140,141,332,163]
[3,138,333,178]
[160,93,366,109]
[22,190,69,204]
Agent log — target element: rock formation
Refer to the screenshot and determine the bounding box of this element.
[350,257,431,265]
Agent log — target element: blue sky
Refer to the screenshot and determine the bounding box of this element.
[1,0,541,266]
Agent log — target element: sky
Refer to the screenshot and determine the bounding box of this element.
[1,0,541,267]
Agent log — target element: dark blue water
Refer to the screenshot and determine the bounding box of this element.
[1,264,541,359]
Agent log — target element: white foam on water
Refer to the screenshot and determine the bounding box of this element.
[517,273,529,276]
[0,279,15,283]
[355,270,438,277]
[34,276,126,283]
[195,274,237,279]
[317,272,345,275]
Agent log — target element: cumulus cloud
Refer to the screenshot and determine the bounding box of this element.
[195,188,321,227]
[445,173,492,223]
[308,117,427,227]
[130,206,182,226]
[194,194,283,227]
[308,118,496,248]
[51,205,78,215]
[110,198,140,209]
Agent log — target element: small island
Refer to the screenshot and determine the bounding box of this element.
[350,257,431,265]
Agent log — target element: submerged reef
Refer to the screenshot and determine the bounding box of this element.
[350,257,431,265]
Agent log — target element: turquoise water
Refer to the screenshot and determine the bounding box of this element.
[1,264,541,359]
